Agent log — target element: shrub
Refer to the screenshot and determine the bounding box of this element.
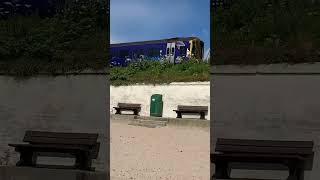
[212,0,320,65]
[110,60,209,86]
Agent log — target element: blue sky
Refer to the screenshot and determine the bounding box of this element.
[110,0,210,57]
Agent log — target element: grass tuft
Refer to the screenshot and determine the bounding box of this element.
[110,60,209,86]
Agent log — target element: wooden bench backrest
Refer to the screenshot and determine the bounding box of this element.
[24,131,98,146]
[177,105,208,111]
[23,131,100,158]
[215,138,314,155]
[118,103,141,108]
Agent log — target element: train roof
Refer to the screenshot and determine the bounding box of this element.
[110,37,202,48]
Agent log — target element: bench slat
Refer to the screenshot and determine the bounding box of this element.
[177,105,208,111]
[23,131,98,146]
[213,153,305,160]
[114,107,141,110]
[117,103,141,108]
[216,145,313,155]
[212,152,313,170]
[24,137,97,146]
[25,131,98,139]
[228,162,289,171]
[9,143,90,151]
[217,138,314,148]
[35,164,95,171]
[174,110,207,113]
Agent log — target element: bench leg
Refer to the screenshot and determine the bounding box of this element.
[133,110,139,116]
[115,109,121,114]
[214,161,231,179]
[75,151,92,171]
[16,150,36,167]
[200,112,205,119]
[287,162,304,180]
[287,167,304,180]
[177,112,182,118]
[76,172,89,180]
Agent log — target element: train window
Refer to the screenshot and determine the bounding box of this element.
[133,49,144,59]
[147,49,153,57]
[141,50,145,56]
[154,49,160,56]
[148,48,159,57]
[137,49,144,56]
[112,50,119,58]
[119,50,129,58]
[180,46,186,55]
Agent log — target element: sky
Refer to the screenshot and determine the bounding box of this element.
[110,0,210,57]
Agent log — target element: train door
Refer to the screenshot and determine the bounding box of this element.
[166,42,176,64]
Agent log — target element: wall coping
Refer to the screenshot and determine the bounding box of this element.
[111,81,210,86]
[0,69,109,76]
[211,63,320,74]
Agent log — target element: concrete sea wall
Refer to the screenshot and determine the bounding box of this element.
[110,82,210,120]
[211,63,320,179]
[0,74,109,171]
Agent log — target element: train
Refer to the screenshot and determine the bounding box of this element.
[110,37,204,67]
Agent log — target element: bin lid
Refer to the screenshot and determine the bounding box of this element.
[151,94,162,101]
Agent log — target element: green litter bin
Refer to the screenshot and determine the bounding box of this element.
[150,94,163,117]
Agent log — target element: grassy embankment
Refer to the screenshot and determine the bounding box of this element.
[212,0,320,65]
[110,60,210,86]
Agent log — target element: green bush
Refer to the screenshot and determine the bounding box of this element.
[110,60,209,86]
[0,0,108,76]
[212,0,320,65]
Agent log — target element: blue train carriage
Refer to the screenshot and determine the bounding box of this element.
[110,37,204,67]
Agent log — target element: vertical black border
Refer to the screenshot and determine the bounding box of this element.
[106,0,110,179]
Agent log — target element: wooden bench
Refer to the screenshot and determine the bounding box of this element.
[113,103,141,115]
[211,138,314,180]
[173,105,208,119]
[9,131,100,171]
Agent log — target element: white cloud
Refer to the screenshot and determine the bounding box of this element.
[110,35,127,44]
[110,39,118,44]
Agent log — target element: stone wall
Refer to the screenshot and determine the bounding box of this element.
[0,74,109,171]
[211,63,320,179]
[111,82,210,119]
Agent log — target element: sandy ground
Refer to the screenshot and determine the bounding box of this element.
[110,120,210,180]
